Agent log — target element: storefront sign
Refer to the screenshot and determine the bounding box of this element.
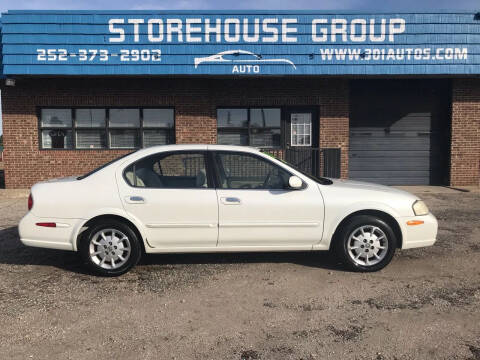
[0,11,478,75]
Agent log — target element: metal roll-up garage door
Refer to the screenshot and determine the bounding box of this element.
[349,80,450,185]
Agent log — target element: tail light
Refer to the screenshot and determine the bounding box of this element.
[28,193,33,211]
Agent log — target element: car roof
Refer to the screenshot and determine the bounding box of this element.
[132,144,262,157]
[208,144,262,153]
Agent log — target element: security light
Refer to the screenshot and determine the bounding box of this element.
[5,78,15,87]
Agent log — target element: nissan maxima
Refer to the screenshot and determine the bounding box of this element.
[19,145,437,276]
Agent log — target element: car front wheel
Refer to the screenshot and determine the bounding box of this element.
[79,220,142,276]
[334,215,397,272]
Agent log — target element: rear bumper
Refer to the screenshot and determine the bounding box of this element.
[399,212,438,249]
[18,212,83,251]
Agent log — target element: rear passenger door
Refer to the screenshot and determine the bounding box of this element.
[117,150,218,249]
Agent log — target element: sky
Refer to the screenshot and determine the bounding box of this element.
[0,0,479,12]
[0,0,478,136]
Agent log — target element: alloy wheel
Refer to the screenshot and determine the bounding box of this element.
[89,229,132,270]
[346,225,389,266]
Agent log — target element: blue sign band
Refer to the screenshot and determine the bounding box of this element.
[0,10,479,76]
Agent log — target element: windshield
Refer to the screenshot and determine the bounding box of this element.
[294,167,333,185]
[77,151,136,180]
[270,156,333,185]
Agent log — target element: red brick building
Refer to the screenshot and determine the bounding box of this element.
[0,11,479,188]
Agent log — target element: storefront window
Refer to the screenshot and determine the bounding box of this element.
[76,109,106,128]
[76,129,106,149]
[40,109,73,149]
[40,108,175,149]
[75,109,107,149]
[142,109,175,147]
[108,109,140,148]
[217,108,281,148]
[143,109,174,128]
[217,109,248,128]
[41,129,73,149]
[109,109,140,128]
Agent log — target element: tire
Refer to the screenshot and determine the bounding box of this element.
[333,215,397,272]
[79,220,142,276]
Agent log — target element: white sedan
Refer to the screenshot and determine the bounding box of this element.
[19,145,437,276]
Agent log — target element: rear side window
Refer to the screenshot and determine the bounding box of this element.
[124,152,209,189]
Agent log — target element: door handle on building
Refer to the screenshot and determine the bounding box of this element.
[125,196,145,204]
[220,197,241,205]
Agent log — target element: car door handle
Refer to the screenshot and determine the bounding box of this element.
[125,196,145,204]
[220,197,241,205]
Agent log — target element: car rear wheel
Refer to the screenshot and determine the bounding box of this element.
[79,220,142,276]
[334,215,397,272]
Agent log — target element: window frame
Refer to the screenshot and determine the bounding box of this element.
[290,113,313,147]
[216,107,282,149]
[122,150,215,190]
[37,106,175,150]
[211,150,303,191]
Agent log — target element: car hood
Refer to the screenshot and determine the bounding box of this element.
[317,178,421,218]
[328,178,418,199]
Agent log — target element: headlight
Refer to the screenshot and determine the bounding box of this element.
[412,200,429,216]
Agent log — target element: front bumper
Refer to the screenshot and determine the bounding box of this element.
[399,212,438,249]
[18,211,83,251]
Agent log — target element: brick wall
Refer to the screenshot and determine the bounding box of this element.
[1,77,350,188]
[319,79,349,178]
[450,79,480,186]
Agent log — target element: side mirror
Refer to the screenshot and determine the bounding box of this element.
[288,176,303,189]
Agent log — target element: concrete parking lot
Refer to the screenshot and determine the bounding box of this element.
[0,189,479,360]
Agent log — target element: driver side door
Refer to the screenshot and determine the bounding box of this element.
[214,151,324,248]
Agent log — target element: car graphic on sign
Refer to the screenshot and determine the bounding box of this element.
[194,50,296,69]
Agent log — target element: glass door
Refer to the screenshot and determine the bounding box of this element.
[285,108,318,148]
[284,108,320,177]
[290,113,312,147]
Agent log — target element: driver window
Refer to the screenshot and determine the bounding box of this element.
[215,152,290,190]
